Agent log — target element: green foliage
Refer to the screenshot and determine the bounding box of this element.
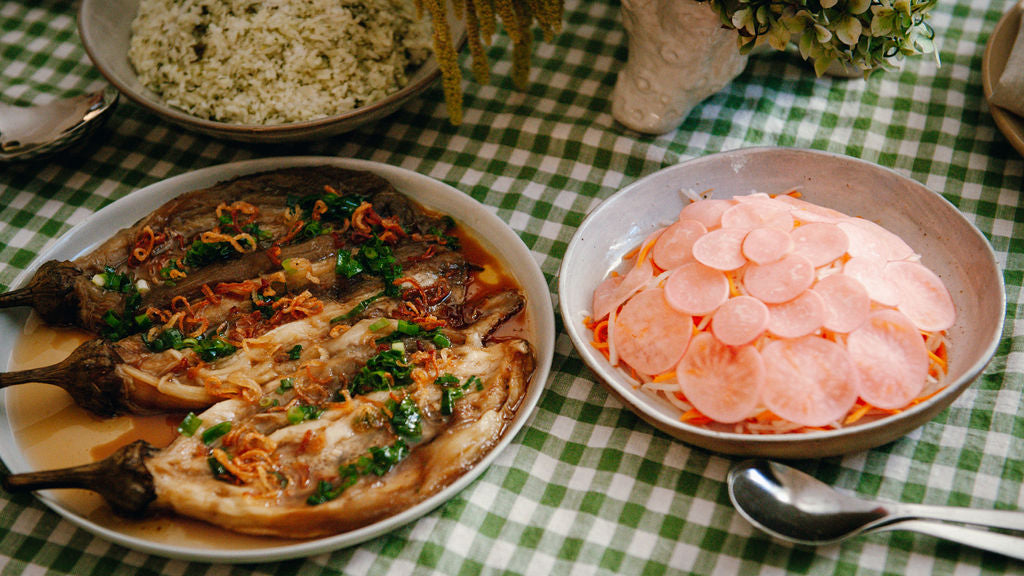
[701,0,938,75]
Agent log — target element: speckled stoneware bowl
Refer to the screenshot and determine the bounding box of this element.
[559,147,1005,459]
[78,0,463,143]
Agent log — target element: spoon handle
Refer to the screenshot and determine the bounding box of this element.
[879,519,1024,561]
[891,503,1024,532]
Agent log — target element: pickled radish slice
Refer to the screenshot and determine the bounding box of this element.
[742,227,793,264]
[844,255,901,307]
[613,288,693,376]
[742,254,815,304]
[721,201,794,231]
[761,336,859,428]
[591,255,654,320]
[591,274,623,321]
[679,198,730,230]
[886,261,957,331]
[766,289,826,338]
[790,222,849,267]
[652,219,707,270]
[711,295,769,346]
[847,310,929,409]
[663,262,730,316]
[772,194,848,221]
[677,333,764,424]
[837,218,916,261]
[813,273,871,333]
[692,228,748,271]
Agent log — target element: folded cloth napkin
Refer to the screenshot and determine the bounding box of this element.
[991,5,1024,117]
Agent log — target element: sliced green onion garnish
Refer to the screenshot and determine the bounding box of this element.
[201,421,232,445]
[177,412,202,436]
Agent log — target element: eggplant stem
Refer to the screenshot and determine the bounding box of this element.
[0,285,36,309]
[2,440,159,518]
[0,339,128,417]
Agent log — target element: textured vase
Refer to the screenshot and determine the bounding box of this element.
[612,1,749,134]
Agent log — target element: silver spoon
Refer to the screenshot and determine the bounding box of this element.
[0,85,118,162]
[728,459,1024,561]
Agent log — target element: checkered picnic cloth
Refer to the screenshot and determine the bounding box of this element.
[2,0,1023,574]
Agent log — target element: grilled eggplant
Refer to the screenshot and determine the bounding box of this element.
[3,298,534,538]
[0,166,451,334]
[0,244,478,416]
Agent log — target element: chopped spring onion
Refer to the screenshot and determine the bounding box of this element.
[286,404,324,424]
[177,412,203,436]
[201,421,232,445]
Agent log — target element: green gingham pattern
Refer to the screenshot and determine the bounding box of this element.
[2,0,1023,573]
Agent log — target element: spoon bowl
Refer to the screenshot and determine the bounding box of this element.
[728,459,1024,560]
[0,85,118,163]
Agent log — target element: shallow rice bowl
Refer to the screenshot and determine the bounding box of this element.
[559,147,1005,459]
[79,0,464,142]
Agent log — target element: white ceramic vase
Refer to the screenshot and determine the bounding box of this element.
[612,0,749,134]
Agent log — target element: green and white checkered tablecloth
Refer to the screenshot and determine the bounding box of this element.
[2,0,1023,574]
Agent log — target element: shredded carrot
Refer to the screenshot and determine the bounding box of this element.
[844,402,873,425]
[753,409,780,422]
[621,245,641,261]
[909,386,946,406]
[636,236,657,266]
[652,372,676,383]
[727,274,740,297]
[927,349,947,372]
[679,408,712,425]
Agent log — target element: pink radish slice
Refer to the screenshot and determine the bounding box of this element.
[837,218,916,261]
[813,273,871,333]
[846,309,929,409]
[679,199,731,230]
[591,256,655,320]
[844,255,901,307]
[790,222,849,267]
[663,262,730,316]
[742,253,815,304]
[742,227,793,264]
[592,274,623,321]
[885,260,956,331]
[711,295,769,346]
[773,194,848,221]
[692,228,748,271]
[760,336,860,428]
[613,288,694,376]
[676,332,764,424]
[766,289,826,338]
[652,219,707,270]
[721,201,794,231]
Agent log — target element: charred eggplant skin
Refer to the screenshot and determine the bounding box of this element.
[0,166,452,335]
